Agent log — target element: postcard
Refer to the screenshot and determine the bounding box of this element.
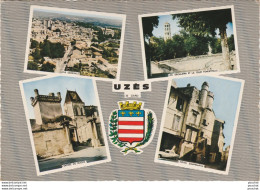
[19,75,111,175]
[139,6,240,80]
[24,5,126,80]
[155,75,244,175]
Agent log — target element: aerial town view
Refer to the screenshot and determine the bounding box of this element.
[25,6,125,79]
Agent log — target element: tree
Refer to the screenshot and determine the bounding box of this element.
[172,8,233,69]
[32,48,41,61]
[30,40,39,49]
[142,16,159,77]
[41,62,55,72]
[228,34,235,52]
[27,62,38,70]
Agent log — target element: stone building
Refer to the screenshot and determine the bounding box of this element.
[160,81,226,164]
[30,89,104,159]
[164,22,171,41]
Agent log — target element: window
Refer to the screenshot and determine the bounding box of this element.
[202,119,207,126]
[185,129,191,141]
[172,115,181,131]
[81,108,84,115]
[190,113,197,124]
[191,131,197,143]
[176,97,184,111]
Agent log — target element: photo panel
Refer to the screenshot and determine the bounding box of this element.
[155,75,244,175]
[139,6,240,80]
[19,75,111,175]
[24,5,126,80]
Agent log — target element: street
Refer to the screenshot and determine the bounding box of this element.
[38,146,107,172]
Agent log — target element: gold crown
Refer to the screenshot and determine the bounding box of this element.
[119,101,142,110]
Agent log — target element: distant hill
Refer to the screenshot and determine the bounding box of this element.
[33,10,122,28]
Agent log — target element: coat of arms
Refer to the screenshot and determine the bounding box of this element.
[109,101,156,155]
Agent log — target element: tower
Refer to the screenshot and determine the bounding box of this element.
[63,90,86,119]
[199,81,209,109]
[206,91,214,110]
[30,89,62,125]
[164,22,171,41]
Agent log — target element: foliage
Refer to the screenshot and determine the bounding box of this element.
[109,111,126,148]
[172,8,233,67]
[142,16,159,39]
[32,48,41,61]
[41,62,56,72]
[27,62,38,70]
[172,9,232,37]
[41,39,65,59]
[150,33,208,61]
[228,34,235,51]
[30,40,39,49]
[210,37,222,54]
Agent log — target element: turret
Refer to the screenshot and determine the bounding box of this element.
[57,92,61,99]
[207,91,214,110]
[199,82,209,109]
[34,89,39,97]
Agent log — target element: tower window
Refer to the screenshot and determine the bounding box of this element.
[202,119,207,126]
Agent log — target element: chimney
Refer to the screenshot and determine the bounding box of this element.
[187,83,191,87]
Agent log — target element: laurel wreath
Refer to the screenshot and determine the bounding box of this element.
[109,111,154,154]
[109,111,127,148]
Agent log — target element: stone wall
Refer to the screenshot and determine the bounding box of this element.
[33,128,73,158]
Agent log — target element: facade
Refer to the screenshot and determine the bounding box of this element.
[30,89,104,159]
[164,22,171,41]
[160,81,226,165]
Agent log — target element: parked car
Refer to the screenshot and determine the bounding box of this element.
[158,150,180,160]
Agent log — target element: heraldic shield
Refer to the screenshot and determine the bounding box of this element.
[118,110,145,144]
[109,101,157,155]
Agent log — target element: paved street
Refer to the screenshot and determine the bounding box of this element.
[54,44,73,73]
[38,146,107,172]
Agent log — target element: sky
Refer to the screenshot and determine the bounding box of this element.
[33,7,123,22]
[22,76,98,119]
[174,76,242,149]
[152,14,234,38]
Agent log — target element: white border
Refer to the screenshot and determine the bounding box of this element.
[19,74,111,176]
[138,5,240,82]
[24,5,126,81]
[154,75,244,175]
